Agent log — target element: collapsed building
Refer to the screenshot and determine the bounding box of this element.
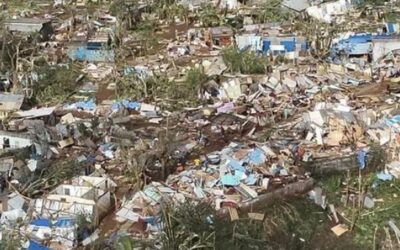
[0,0,400,249]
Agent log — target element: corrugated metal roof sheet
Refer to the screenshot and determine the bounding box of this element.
[4,18,50,25]
[4,18,50,33]
[8,192,25,210]
[15,107,55,118]
[210,26,233,37]
[282,0,310,12]
[347,43,372,55]
[0,93,24,111]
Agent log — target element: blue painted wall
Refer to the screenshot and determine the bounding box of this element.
[261,37,307,53]
[67,46,115,62]
[262,40,271,53]
[281,40,296,52]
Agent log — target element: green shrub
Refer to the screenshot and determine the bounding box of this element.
[222,46,268,74]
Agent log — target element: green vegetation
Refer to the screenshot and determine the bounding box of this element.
[0,229,24,250]
[134,19,159,56]
[118,145,146,190]
[156,3,189,23]
[368,142,387,171]
[254,0,294,23]
[114,236,139,250]
[116,73,170,99]
[319,172,400,249]
[32,63,82,104]
[222,46,268,74]
[295,19,347,59]
[260,126,277,141]
[160,202,215,249]
[157,199,338,250]
[354,177,400,248]
[4,0,35,10]
[19,159,83,197]
[98,199,366,249]
[383,11,400,23]
[199,4,222,27]
[166,4,189,23]
[116,67,208,106]
[184,67,209,98]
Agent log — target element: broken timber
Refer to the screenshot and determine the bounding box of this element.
[219,178,315,215]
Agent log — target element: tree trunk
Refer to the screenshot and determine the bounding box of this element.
[12,42,21,92]
[218,178,315,215]
[0,31,6,71]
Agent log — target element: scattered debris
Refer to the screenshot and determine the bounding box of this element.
[331,224,349,237]
[1,0,400,249]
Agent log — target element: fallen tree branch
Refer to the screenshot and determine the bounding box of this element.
[219,178,315,215]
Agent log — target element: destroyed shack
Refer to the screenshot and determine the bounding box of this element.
[26,218,75,249]
[177,0,206,11]
[1,0,400,248]
[67,32,115,62]
[306,0,358,24]
[11,107,56,130]
[1,192,27,222]
[372,37,400,62]
[4,18,53,41]
[281,0,310,13]
[32,176,116,225]
[236,33,308,57]
[0,156,31,186]
[331,33,400,62]
[219,0,238,9]
[0,131,34,150]
[263,36,308,58]
[0,93,24,120]
[209,26,233,47]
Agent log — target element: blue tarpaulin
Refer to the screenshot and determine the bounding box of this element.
[377,172,393,181]
[123,66,152,79]
[248,148,266,165]
[221,173,241,186]
[64,99,95,111]
[31,218,51,227]
[27,240,50,250]
[357,150,367,170]
[111,100,140,111]
[143,216,158,225]
[226,158,245,172]
[301,42,308,51]
[244,174,257,185]
[75,99,95,111]
[387,23,395,34]
[87,42,104,50]
[67,47,115,62]
[385,115,400,127]
[31,218,73,228]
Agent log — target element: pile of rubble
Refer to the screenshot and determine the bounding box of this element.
[1,0,400,249]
